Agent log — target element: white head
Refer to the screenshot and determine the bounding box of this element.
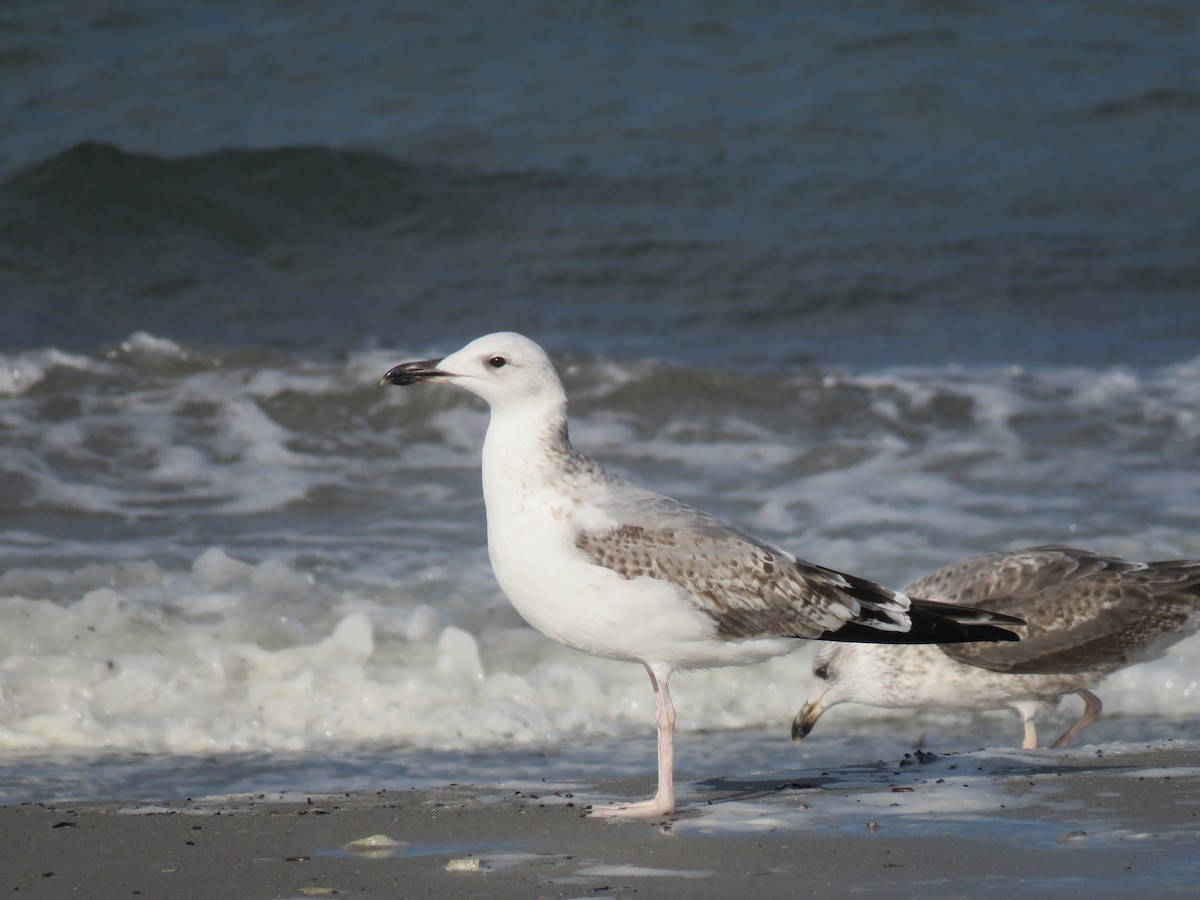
[382,332,566,414]
[791,643,900,741]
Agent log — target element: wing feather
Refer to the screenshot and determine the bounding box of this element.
[575,519,866,639]
[913,545,1200,674]
[572,482,1020,643]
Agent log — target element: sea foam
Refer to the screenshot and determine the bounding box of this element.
[2,338,1200,757]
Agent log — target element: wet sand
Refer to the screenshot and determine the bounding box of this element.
[5,741,1199,898]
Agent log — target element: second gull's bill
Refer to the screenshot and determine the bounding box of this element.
[382,332,1022,819]
[793,545,1200,749]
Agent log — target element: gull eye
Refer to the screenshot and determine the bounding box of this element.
[487,355,508,369]
[814,665,830,680]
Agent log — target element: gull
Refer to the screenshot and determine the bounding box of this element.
[793,545,1200,750]
[382,332,1021,818]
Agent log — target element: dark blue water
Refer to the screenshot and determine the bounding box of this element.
[3,0,1198,367]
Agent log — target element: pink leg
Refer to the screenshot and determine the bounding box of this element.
[590,665,677,819]
[1013,701,1042,749]
[1021,717,1040,750]
[1050,690,1102,748]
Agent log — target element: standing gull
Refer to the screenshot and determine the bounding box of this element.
[793,545,1200,749]
[382,332,1021,818]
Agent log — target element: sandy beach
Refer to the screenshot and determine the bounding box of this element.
[5,740,1199,898]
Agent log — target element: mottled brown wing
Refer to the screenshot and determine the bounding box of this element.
[575,521,867,639]
[911,546,1200,675]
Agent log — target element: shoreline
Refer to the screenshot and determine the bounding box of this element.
[5,741,1200,898]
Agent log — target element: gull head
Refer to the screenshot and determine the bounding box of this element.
[791,644,877,741]
[381,332,566,411]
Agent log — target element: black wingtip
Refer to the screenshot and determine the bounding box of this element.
[958,623,1022,643]
[820,602,1024,645]
[912,598,1024,628]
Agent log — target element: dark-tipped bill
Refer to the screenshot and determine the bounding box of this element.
[791,696,825,742]
[381,358,447,386]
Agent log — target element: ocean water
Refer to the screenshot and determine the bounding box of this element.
[2,0,1200,804]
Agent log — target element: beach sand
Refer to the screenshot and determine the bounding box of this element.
[5,741,1199,898]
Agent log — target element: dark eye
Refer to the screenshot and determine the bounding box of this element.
[487,356,508,369]
[814,665,830,680]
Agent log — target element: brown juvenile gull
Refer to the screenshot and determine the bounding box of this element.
[381,332,1021,819]
[793,545,1200,749]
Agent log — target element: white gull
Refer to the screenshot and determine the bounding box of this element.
[382,332,1021,818]
[793,545,1200,749]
